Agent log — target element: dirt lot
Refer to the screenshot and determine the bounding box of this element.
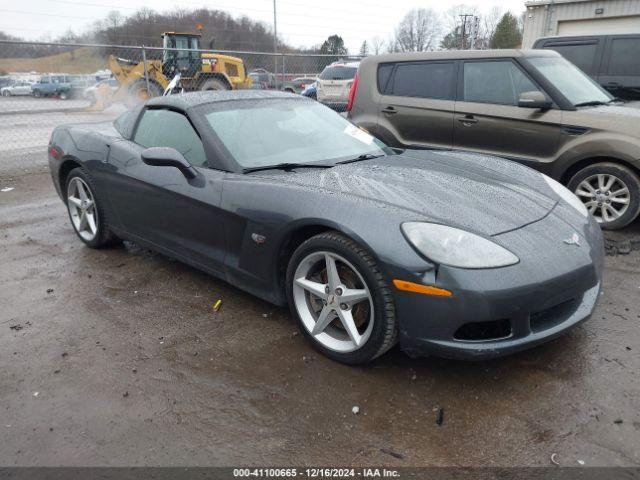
[1,146,639,467]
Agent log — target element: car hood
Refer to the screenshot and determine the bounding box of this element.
[257,150,558,236]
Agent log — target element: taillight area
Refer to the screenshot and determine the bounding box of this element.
[49,145,62,160]
[346,71,359,112]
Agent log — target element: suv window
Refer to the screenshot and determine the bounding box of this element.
[543,41,598,74]
[390,62,455,100]
[463,61,540,105]
[607,37,640,75]
[134,109,207,167]
[377,63,394,93]
[319,66,357,81]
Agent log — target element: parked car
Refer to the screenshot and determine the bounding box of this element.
[248,68,276,89]
[316,61,359,111]
[533,34,640,100]
[48,90,603,364]
[83,78,119,102]
[348,49,640,230]
[1,82,33,96]
[301,82,317,100]
[282,77,317,94]
[32,74,72,99]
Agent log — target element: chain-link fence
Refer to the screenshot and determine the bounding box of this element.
[0,39,362,160]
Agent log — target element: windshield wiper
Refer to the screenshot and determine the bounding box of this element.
[335,153,385,165]
[242,162,333,173]
[574,100,608,107]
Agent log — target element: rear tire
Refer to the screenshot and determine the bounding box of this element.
[568,162,640,230]
[59,91,68,100]
[33,90,41,98]
[286,231,397,364]
[65,167,119,248]
[200,78,229,91]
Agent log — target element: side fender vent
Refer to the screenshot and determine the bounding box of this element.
[562,125,589,136]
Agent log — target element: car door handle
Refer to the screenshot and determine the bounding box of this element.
[457,115,478,126]
[381,106,397,115]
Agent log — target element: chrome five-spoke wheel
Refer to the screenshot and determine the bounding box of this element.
[67,176,98,241]
[574,173,630,224]
[292,251,374,353]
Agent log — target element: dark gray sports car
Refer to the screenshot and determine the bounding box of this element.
[48,91,604,364]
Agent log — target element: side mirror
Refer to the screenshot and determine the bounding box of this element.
[518,91,552,110]
[141,147,197,179]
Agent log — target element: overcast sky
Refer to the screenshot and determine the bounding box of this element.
[1,0,528,52]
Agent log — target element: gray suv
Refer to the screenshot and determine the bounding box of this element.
[348,49,640,229]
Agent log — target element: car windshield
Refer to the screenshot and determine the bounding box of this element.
[528,56,612,106]
[201,99,390,169]
[319,66,357,81]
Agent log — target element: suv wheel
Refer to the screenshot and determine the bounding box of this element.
[568,162,640,230]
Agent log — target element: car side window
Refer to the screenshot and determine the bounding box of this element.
[463,60,540,106]
[389,62,455,100]
[607,37,640,75]
[543,41,598,74]
[133,109,207,167]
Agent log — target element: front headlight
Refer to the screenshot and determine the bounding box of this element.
[401,223,519,269]
[542,174,588,217]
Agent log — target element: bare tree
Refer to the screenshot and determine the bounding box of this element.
[394,8,441,52]
[370,36,385,55]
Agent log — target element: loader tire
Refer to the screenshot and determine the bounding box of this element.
[126,80,162,107]
[200,78,230,91]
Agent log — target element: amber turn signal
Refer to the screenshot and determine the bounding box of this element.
[392,279,453,297]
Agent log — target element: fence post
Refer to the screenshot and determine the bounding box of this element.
[141,46,151,95]
[281,54,286,88]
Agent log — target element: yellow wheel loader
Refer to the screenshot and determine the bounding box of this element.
[89,32,252,110]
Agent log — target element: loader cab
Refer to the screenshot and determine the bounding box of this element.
[162,33,201,79]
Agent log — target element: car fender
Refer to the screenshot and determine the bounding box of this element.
[552,134,640,181]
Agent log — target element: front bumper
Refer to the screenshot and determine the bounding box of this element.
[389,212,604,360]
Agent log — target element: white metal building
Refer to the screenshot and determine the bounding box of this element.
[522,0,640,47]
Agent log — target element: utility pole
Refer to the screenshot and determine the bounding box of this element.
[273,0,278,88]
[459,14,474,50]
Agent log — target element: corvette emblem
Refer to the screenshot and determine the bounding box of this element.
[563,233,581,247]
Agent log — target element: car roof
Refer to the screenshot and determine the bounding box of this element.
[146,90,303,110]
[534,34,635,42]
[363,49,560,64]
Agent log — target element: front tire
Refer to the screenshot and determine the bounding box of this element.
[2,90,10,97]
[568,162,640,230]
[286,231,397,364]
[126,80,162,107]
[65,168,119,248]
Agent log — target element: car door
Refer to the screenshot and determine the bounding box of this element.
[453,59,563,167]
[377,61,456,149]
[104,107,228,275]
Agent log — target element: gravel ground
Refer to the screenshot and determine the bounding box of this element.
[0,131,639,467]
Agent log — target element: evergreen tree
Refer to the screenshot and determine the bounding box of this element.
[490,12,522,49]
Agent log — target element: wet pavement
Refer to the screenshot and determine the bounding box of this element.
[0,153,639,467]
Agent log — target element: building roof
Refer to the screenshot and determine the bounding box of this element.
[525,0,592,7]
